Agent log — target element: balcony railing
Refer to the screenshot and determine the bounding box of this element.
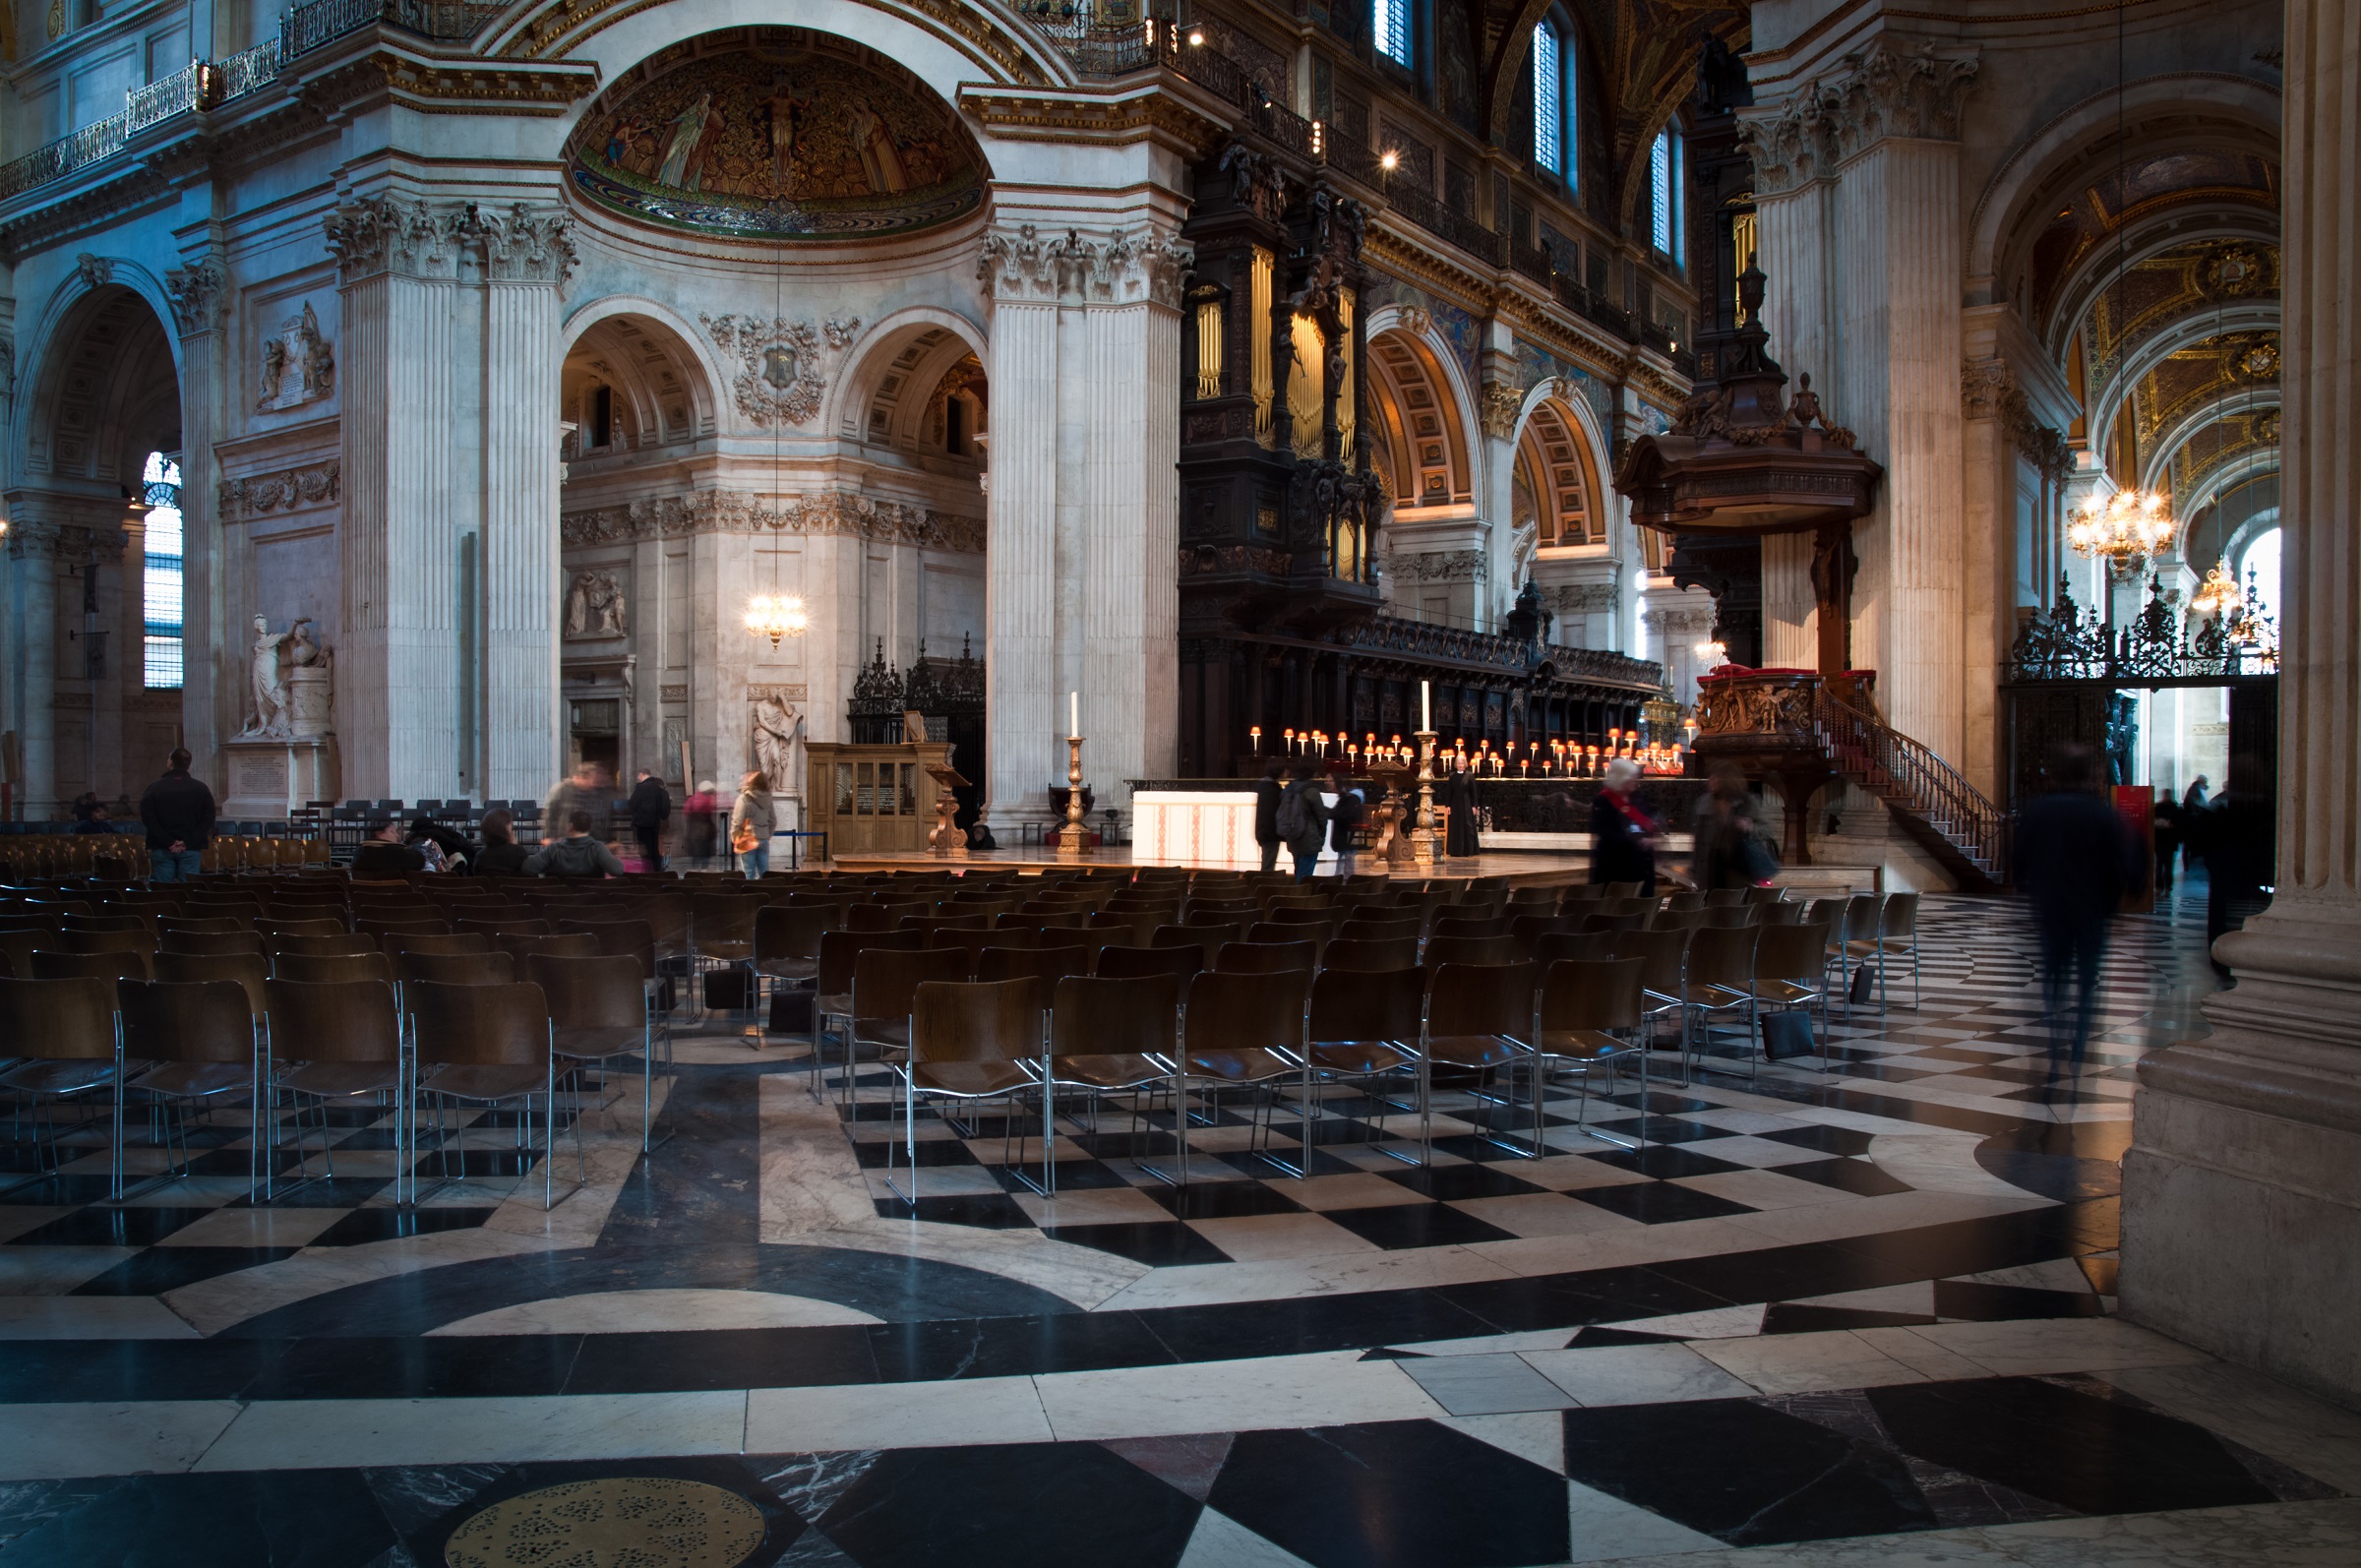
[282,0,499,56]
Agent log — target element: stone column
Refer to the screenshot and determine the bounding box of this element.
[1959,356,2013,794]
[979,223,1071,828]
[2122,0,2361,1404]
[1081,227,1189,814]
[326,198,460,802]
[165,252,229,782]
[3,521,60,815]
[478,207,574,803]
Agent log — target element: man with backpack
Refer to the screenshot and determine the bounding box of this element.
[1325,765,1365,874]
[1276,763,1331,881]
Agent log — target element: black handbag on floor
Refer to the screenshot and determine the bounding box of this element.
[704,969,753,1009]
[769,987,814,1033]
[1762,1010,1817,1059]
[1848,960,1878,1006]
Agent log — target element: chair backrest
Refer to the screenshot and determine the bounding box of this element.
[1306,964,1423,1045]
[457,916,553,938]
[57,927,153,958]
[850,945,963,1020]
[381,930,489,959]
[1663,892,1707,914]
[1260,905,1337,929]
[690,893,761,944]
[1755,921,1831,984]
[1687,925,1761,989]
[1603,881,1643,898]
[153,950,270,1014]
[1311,935,1421,973]
[815,928,923,994]
[1422,934,1523,968]
[1097,940,1203,982]
[1086,909,1165,947]
[1759,901,1806,926]
[395,949,516,987]
[1608,928,1688,995]
[271,932,378,959]
[272,949,397,987]
[1559,883,1606,905]
[0,974,117,1060]
[1215,938,1317,975]
[1431,913,1512,939]
[1802,898,1847,932]
[356,917,450,941]
[158,916,246,936]
[1842,893,1884,943]
[65,913,155,935]
[493,933,600,963]
[32,946,151,983]
[556,918,658,980]
[1606,896,1655,918]
[265,976,400,1063]
[1423,960,1539,1041]
[1182,968,1309,1056]
[978,944,1097,987]
[1881,891,1920,939]
[1159,921,1244,951]
[1049,971,1179,1060]
[1529,930,1606,967]
[1017,909,1092,930]
[907,913,992,934]
[910,977,1045,1068]
[1704,907,1757,929]
[1336,916,1423,943]
[118,978,254,1064]
[407,979,550,1067]
[1745,884,1787,906]
[525,952,647,1030]
[1648,907,1708,933]
[263,917,349,938]
[159,929,267,958]
[1540,957,1644,1033]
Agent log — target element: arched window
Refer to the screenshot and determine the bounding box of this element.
[2239,525,2281,616]
[1650,127,1683,265]
[1532,24,1563,177]
[141,451,183,690]
[1374,0,1413,68]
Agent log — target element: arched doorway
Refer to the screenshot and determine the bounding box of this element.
[6,278,180,818]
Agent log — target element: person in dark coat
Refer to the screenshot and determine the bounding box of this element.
[1252,760,1286,873]
[2151,790,2184,894]
[473,809,531,877]
[353,817,427,878]
[628,767,673,871]
[2188,765,2275,982]
[2014,744,2141,1064]
[138,749,216,883]
[1588,758,1659,894]
[1325,767,1366,874]
[1440,760,1481,857]
[1694,762,1772,891]
[1277,764,1332,881]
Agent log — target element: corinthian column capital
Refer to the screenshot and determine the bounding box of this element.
[1826,42,1979,156]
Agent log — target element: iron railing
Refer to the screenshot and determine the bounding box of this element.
[1814,682,2010,876]
[1345,615,1664,691]
[281,0,498,55]
[212,39,285,103]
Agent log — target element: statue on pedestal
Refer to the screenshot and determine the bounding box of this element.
[753,694,806,800]
[240,616,333,740]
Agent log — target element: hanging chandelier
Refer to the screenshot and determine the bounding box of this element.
[2190,559,2242,617]
[2067,487,2175,573]
[744,235,810,651]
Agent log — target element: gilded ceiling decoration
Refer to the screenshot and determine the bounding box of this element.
[2169,405,2279,500]
[2084,239,2278,384]
[567,30,984,239]
[2132,331,2279,447]
[2026,150,2277,329]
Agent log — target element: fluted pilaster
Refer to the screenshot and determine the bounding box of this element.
[166,253,229,783]
[980,223,1061,821]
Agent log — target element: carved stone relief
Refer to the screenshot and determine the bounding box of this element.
[563,489,984,553]
[701,314,858,427]
[257,302,335,412]
[324,198,577,289]
[563,569,628,637]
[1386,548,1487,583]
[218,461,340,518]
[1740,42,1980,197]
[165,255,228,336]
[976,221,1192,308]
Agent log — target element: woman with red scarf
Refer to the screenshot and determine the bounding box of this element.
[1589,757,1661,894]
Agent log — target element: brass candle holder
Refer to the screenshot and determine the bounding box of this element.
[1057,734,1090,860]
[1409,729,1438,868]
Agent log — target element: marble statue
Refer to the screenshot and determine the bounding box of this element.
[753,694,807,799]
[239,615,333,740]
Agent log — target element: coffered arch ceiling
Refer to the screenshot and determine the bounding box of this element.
[562,313,715,455]
[1512,397,1600,548]
[1366,328,1475,510]
[2081,239,2278,466]
[23,284,178,489]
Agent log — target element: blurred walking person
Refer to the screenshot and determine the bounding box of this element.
[731,770,775,878]
[541,760,613,847]
[1589,757,1660,896]
[2015,744,2139,1072]
[684,779,721,869]
[1276,763,1330,881]
[628,766,673,872]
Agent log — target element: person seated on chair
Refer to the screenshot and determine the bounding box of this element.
[352,816,427,877]
[525,810,626,878]
[471,809,531,877]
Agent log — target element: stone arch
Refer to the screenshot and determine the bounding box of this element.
[1507,391,1604,549]
[1967,73,2282,292]
[824,305,990,452]
[559,301,725,452]
[518,0,1073,143]
[1362,304,1479,511]
[16,261,182,487]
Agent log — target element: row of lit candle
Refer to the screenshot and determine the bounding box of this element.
[1247,725,1685,776]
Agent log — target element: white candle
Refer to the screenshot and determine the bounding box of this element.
[1069,691,1078,737]
[1421,681,1430,731]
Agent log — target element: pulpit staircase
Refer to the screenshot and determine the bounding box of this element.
[1812,684,2010,892]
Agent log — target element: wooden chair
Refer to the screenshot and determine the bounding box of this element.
[826,945,959,1107]
[1750,922,1833,1071]
[809,930,923,1099]
[1679,925,1762,1085]
[1097,941,1203,984]
[272,950,397,987]
[530,953,668,1152]
[1043,972,1180,1168]
[118,978,265,1197]
[0,975,128,1199]
[407,979,579,1210]
[394,950,515,988]
[153,950,271,1016]
[265,976,405,1200]
[1175,968,1312,1179]
[1530,957,1648,1152]
[1304,964,1425,1162]
[884,978,1046,1202]
[32,947,152,984]
[1421,934,1523,968]
[1215,938,1317,975]
[1320,935,1422,973]
[159,929,267,958]
[1423,960,1540,1159]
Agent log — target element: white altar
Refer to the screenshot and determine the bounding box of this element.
[1131,790,1262,865]
[222,738,335,818]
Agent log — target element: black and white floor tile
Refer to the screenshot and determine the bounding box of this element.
[4,879,2357,1567]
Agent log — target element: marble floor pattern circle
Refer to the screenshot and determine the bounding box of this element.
[442,1476,767,1568]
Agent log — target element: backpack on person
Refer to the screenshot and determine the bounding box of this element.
[1275,788,1308,843]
